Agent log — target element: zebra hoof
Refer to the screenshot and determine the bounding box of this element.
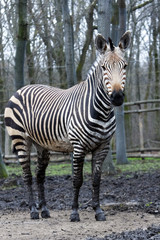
[41,209,50,218]
[70,211,80,222]
[95,212,106,221]
[30,211,39,220]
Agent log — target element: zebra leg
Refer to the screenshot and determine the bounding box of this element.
[36,148,50,218]
[18,144,39,219]
[70,154,84,222]
[92,144,109,221]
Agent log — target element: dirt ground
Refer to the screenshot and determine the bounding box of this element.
[0,170,160,239]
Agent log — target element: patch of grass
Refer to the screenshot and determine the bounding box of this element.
[115,158,160,174]
[6,163,22,176]
[5,158,160,178]
[46,160,91,176]
[145,202,153,207]
[46,163,72,176]
[6,160,91,177]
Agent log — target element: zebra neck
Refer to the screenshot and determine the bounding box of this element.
[87,55,111,104]
[92,83,113,121]
[86,56,113,120]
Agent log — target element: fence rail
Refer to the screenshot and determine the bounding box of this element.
[3,152,92,164]
[124,99,160,106]
[3,149,160,164]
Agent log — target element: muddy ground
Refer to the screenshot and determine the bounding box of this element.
[0,170,160,239]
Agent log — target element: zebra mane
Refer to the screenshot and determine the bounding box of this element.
[88,54,101,75]
[108,37,115,52]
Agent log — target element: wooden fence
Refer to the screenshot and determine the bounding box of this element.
[1,99,160,163]
[123,99,160,159]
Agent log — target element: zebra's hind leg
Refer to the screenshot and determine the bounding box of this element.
[18,143,39,219]
[36,148,50,218]
[70,153,84,222]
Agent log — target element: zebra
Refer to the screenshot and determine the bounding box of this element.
[4,31,131,221]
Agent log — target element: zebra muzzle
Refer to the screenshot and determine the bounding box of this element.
[110,89,124,106]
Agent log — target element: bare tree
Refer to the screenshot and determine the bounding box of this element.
[152,1,159,99]
[97,0,116,174]
[15,0,28,90]
[61,0,77,87]
[76,0,97,82]
[39,0,54,85]
[0,147,8,178]
[111,0,119,45]
[26,27,35,84]
[115,0,128,165]
[0,2,5,114]
[54,0,66,87]
[98,0,111,38]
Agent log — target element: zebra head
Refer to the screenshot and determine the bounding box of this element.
[95,31,131,106]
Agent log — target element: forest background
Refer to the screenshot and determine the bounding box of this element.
[0,0,160,168]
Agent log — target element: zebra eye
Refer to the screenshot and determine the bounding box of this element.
[102,65,106,71]
[124,63,128,69]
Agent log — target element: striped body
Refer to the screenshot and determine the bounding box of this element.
[4,31,131,221]
[5,58,116,160]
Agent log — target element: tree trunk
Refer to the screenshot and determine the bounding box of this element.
[152,2,159,99]
[76,0,97,82]
[61,0,77,88]
[115,0,128,164]
[135,33,141,100]
[0,2,5,114]
[151,1,160,139]
[98,0,116,175]
[111,0,119,45]
[15,0,27,90]
[54,0,67,87]
[39,0,54,86]
[26,37,35,84]
[145,30,153,100]
[0,145,8,178]
[98,0,111,39]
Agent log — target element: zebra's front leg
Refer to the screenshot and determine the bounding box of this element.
[36,148,50,218]
[92,144,109,221]
[70,155,84,222]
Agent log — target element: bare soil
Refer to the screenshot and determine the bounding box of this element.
[0,170,160,239]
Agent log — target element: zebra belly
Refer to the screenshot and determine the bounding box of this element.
[46,139,73,152]
[29,134,74,153]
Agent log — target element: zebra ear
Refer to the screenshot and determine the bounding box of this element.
[95,34,107,54]
[119,31,131,51]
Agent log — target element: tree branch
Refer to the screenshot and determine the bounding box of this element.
[131,0,154,12]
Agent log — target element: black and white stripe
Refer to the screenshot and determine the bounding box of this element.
[4,31,131,221]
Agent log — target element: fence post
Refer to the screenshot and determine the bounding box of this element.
[5,128,11,156]
[0,146,8,178]
[138,104,144,159]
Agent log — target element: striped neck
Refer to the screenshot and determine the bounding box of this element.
[86,55,112,107]
[85,55,113,121]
